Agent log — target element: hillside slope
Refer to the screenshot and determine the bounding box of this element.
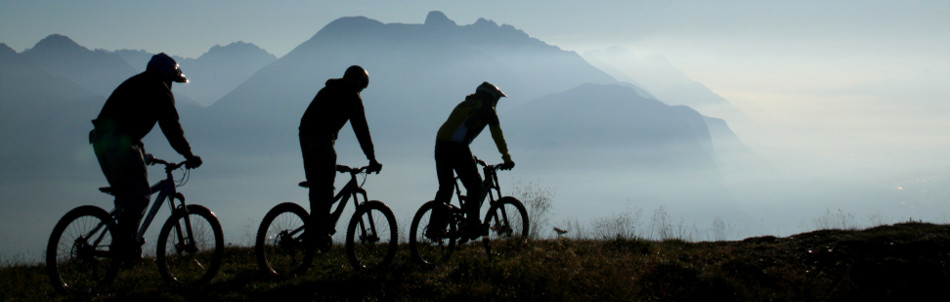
[4,222,947,301]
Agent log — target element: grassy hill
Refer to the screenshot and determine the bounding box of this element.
[2,222,948,301]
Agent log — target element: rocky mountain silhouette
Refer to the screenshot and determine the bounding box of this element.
[110,43,276,107]
[0,38,100,175]
[0,11,761,263]
[19,34,137,97]
[175,42,277,106]
[200,11,627,154]
[506,83,716,170]
[0,35,271,178]
[584,47,749,123]
[0,43,16,58]
[111,43,277,106]
[0,11,753,185]
[0,11,754,183]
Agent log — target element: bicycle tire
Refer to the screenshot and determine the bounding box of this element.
[156,204,224,285]
[46,205,119,294]
[345,200,398,270]
[408,200,457,268]
[255,202,315,278]
[483,197,530,259]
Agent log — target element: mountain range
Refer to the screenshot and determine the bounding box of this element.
[0,11,760,260]
[583,47,750,125]
[202,11,620,152]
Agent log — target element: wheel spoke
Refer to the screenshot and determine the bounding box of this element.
[157,206,223,285]
[256,203,314,278]
[347,201,397,270]
[47,206,119,294]
[409,201,457,267]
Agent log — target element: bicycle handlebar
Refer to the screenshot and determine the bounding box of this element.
[145,154,187,171]
[336,165,374,174]
[472,156,513,171]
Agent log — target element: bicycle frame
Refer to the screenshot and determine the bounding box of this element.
[48,156,223,292]
[293,166,370,235]
[256,164,395,275]
[453,157,503,209]
[454,158,518,236]
[328,169,368,228]
[104,161,189,245]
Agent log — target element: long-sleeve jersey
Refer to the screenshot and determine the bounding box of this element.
[436,93,511,162]
[299,78,376,161]
[92,71,193,157]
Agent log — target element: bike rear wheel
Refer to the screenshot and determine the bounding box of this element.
[409,200,457,268]
[255,202,315,278]
[46,205,119,294]
[156,204,224,286]
[483,197,530,259]
[345,200,398,270]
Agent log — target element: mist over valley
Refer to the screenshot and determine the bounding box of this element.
[1,11,946,262]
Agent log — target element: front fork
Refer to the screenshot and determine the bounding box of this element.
[168,193,196,254]
[352,191,379,242]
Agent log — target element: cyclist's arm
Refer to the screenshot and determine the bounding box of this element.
[488,115,512,163]
[156,90,195,159]
[349,94,377,162]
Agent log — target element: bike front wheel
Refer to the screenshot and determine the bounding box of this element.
[156,204,224,286]
[46,205,119,294]
[345,200,398,270]
[409,200,457,268]
[483,197,530,259]
[255,202,315,278]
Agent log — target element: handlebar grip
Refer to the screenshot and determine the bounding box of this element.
[144,153,156,164]
[148,157,169,166]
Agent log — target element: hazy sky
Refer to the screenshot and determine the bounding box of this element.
[2,2,950,260]
[4,0,950,194]
[3,1,946,76]
[3,1,946,105]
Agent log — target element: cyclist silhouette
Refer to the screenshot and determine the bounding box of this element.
[89,53,202,259]
[299,65,382,246]
[431,82,515,239]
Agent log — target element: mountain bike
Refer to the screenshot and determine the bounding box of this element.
[255,164,397,277]
[409,156,529,267]
[46,155,224,294]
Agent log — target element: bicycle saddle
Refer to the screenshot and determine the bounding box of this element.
[98,187,114,195]
[298,181,309,188]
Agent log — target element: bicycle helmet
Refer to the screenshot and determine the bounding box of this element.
[343,65,369,91]
[147,53,188,83]
[476,81,506,100]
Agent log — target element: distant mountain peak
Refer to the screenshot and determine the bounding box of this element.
[425,11,456,27]
[212,41,254,50]
[0,43,14,57]
[30,34,84,54]
[201,41,274,60]
[321,16,384,33]
[473,18,499,28]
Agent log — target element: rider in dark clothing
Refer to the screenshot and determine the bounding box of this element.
[299,65,382,246]
[431,82,515,239]
[90,53,202,258]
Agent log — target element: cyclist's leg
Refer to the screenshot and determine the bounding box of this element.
[301,136,336,245]
[433,142,456,204]
[452,146,484,236]
[93,134,149,260]
[429,142,457,237]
